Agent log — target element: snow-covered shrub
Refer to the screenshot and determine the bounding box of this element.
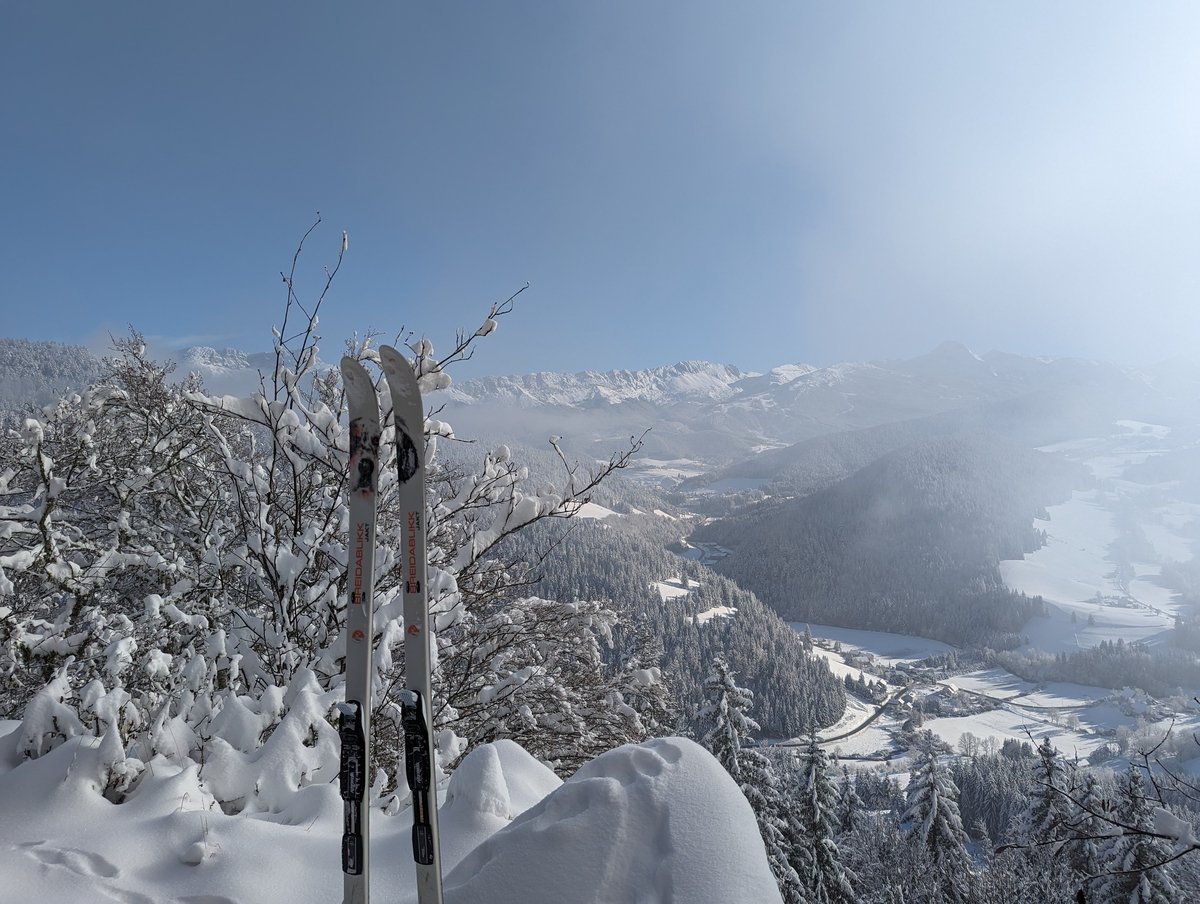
[0,230,651,809]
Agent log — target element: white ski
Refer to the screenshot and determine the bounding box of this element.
[379,345,445,904]
[340,357,382,904]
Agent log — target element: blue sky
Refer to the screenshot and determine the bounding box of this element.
[4,2,1200,377]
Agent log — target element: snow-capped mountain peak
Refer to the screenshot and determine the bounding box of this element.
[180,346,255,372]
[445,360,752,407]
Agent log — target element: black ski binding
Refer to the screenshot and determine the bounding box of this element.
[338,702,367,875]
[400,689,436,865]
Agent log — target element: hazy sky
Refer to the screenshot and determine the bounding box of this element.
[4,2,1199,377]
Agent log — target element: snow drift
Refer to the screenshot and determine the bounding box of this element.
[445,736,783,904]
[0,724,780,904]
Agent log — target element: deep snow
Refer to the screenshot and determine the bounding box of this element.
[0,724,781,904]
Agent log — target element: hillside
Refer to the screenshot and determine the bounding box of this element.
[499,513,847,739]
[696,434,1089,646]
[0,339,103,411]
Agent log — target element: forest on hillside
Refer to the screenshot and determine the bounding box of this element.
[500,513,846,740]
[697,434,1089,647]
[0,338,103,410]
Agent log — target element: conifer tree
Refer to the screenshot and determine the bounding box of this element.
[903,733,973,903]
[1069,771,1108,902]
[1096,769,1180,904]
[838,763,866,835]
[795,735,857,903]
[1029,737,1072,841]
[698,656,804,903]
[610,616,680,738]
[698,655,758,780]
[1015,737,1076,898]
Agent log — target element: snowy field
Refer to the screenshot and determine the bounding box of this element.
[923,708,1104,758]
[0,726,783,904]
[1014,682,1113,708]
[822,724,898,761]
[652,576,702,601]
[796,623,953,666]
[1001,420,1200,653]
[626,457,707,484]
[1144,511,1200,563]
[693,605,737,625]
[572,501,621,520]
[940,668,1034,701]
[939,670,1110,709]
[649,576,738,623]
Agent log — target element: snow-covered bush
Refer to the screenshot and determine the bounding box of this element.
[0,228,653,809]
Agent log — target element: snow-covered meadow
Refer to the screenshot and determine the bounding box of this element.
[797,624,952,668]
[1002,420,1197,653]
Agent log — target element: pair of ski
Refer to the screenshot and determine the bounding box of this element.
[339,347,443,904]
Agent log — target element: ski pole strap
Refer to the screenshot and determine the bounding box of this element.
[400,690,437,865]
[338,702,367,875]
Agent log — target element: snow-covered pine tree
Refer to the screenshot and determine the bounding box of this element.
[1095,768,1180,904]
[838,763,866,836]
[840,810,933,904]
[1068,770,1109,902]
[698,656,804,903]
[1013,737,1076,898]
[608,616,680,740]
[902,732,974,903]
[793,734,856,904]
[1029,737,1073,842]
[698,655,757,779]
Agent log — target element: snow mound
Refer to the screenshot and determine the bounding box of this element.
[447,739,562,819]
[443,737,783,904]
[439,740,564,868]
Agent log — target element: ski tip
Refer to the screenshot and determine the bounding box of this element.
[378,345,411,373]
[340,355,368,382]
[379,345,421,400]
[340,357,378,408]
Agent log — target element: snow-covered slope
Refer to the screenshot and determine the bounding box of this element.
[173,346,296,395]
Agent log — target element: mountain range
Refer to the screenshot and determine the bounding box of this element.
[4,337,1198,482]
[439,342,1200,480]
